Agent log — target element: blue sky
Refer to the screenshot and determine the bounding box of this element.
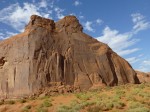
[0,0,150,72]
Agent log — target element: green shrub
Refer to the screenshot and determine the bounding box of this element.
[22,105,32,112]
[130,88,141,95]
[128,101,144,109]
[25,105,31,109]
[89,88,102,93]
[5,100,15,105]
[113,101,125,109]
[112,95,121,102]
[127,107,150,112]
[138,92,150,98]
[96,101,114,111]
[19,99,27,103]
[57,105,71,112]
[98,94,109,101]
[38,96,50,100]
[80,101,95,109]
[126,95,136,101]
[104,86,111,91]
[75,92,91,100]
[57,100,95,112]
[115,90,125,97]
[105,102,114,110]
[87,105,102,112]
[41,100,52,107]
[29,97,36,100]
[138,83,146,89]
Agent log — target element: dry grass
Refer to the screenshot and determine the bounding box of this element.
[0,83,149,112]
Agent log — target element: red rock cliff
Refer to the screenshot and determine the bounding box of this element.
[0,15,139,98]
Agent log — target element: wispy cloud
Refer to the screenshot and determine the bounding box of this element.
[97,13,150,57]
[96,19,103,25]
[0,31,17,40]
[97,26,140,56]
[126,57,139,64]
[79,15,84,19]
[143,60,150,66]
[84,21,95,32]
[0,1,65,32]
[82,18,103,32]
[0,33,4,40]
[137,59,150,72]
[54,7,65,19]
[131,13,150,34]
[126,54,143,64]
[38,0,47,8]
[0,3,43,32]
[74,1,82,6]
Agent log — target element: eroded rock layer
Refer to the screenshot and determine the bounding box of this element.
[0,15,139,98]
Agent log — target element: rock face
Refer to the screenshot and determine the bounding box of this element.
[136,71,150,83]
[0,15,139,98]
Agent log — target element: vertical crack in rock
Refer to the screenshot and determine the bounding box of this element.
[0,57,6,67]
[106,52,118,86]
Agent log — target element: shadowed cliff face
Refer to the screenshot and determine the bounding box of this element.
[0,15,139,98]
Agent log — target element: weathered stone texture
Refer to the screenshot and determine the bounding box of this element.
[0,15,139,98]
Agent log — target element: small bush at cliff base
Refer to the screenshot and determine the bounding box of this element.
[87,105,102,112]
[41,99,53,107]
[22,105,32,112]
[5,100,15,105]
[75,92,91,100]
[19,99,27,103]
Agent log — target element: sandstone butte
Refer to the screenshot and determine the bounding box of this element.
[0,15,144,99]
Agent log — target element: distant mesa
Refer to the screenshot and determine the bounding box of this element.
[0,15,141,98]
[136,71,150,83]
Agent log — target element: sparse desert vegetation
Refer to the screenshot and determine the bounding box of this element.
[0,83,149,112]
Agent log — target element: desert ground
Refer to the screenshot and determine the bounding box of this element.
[0,83,149,112]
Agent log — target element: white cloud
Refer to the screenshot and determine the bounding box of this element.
[126,54,143,64]
[0,1,66,33]
[54,7,65,19]
[137,59,150,72]
[143,60,150,66]
[97,26,139,56]
[0,3,41,32]
[79,15,84,19]
[84,21,95,32]
[126,57,140,64]
[83,18,103,32]
[39,0,47,8]
[0,33,4,40]
[0,1,66,39]
[0,31,17,40]
[131,13,150,34]
[74,1,81,6]
[119,48,139,56]
[97,13,150,57]
[96,19,103,24]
